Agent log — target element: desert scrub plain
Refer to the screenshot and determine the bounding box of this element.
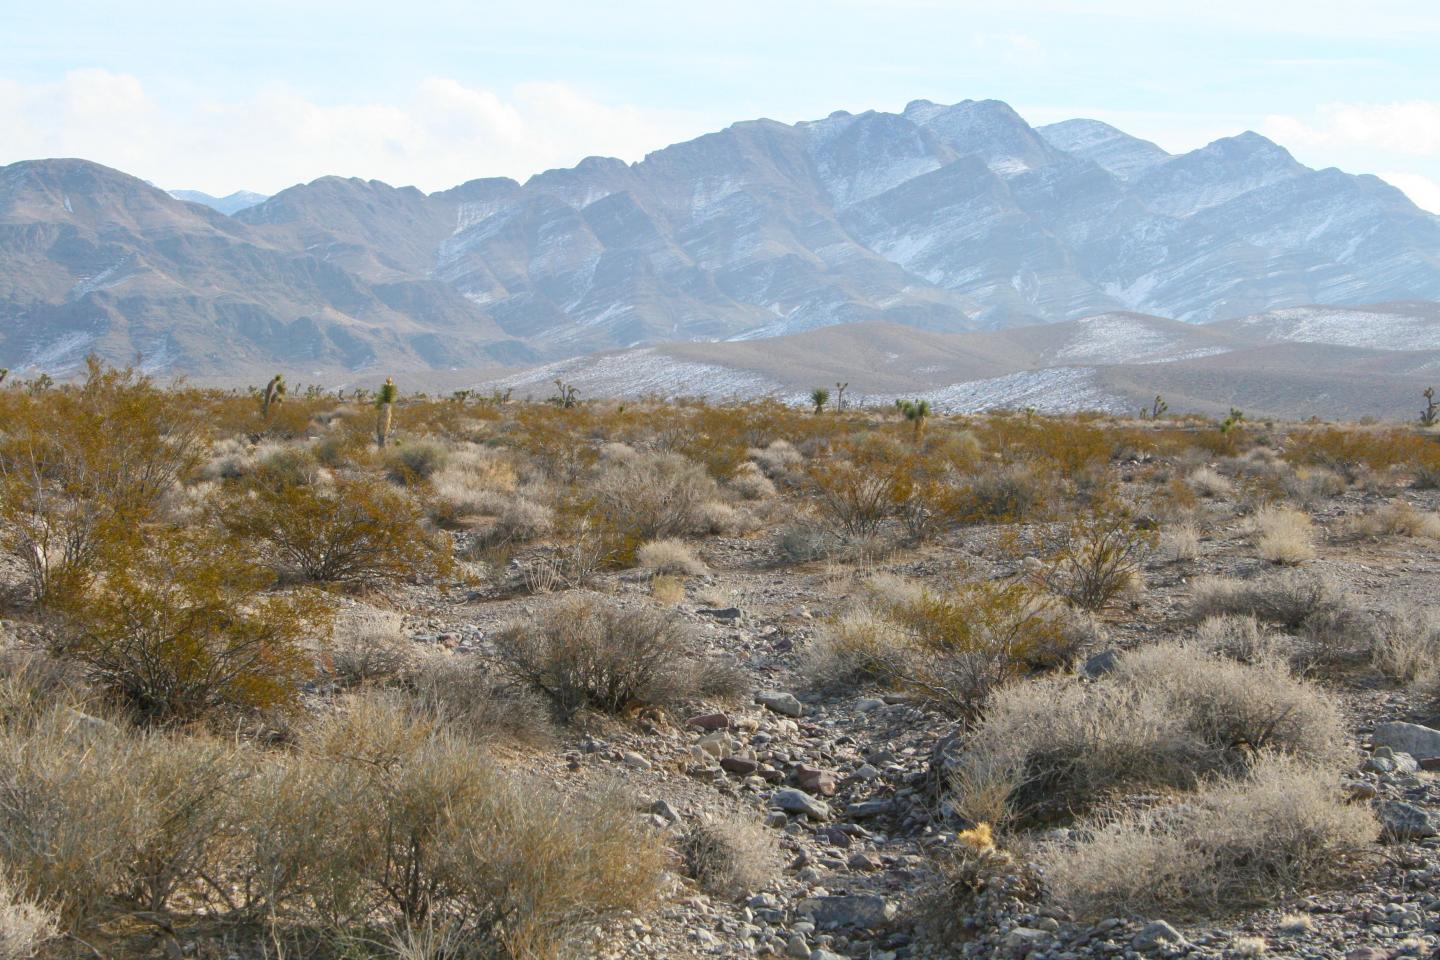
[1,363,1440,960]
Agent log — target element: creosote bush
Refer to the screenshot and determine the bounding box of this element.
[226,476,451,586]
[0,358,209,602]
[55,528,327,724]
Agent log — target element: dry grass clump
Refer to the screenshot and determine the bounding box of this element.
[0,873,56,960]
[1161,521,1202,562]
[493,595,723,718]
[806,577,1081,717]
[948,643,1347,825]
[0,695,659,955]
[729,461,778,500]
[1193,615,1288,665]
[952,464,1044,523]
[635,538,707,576]
[1283,467,1347,507]
[1366,604,1440,686]
[677,812,781,899]
[1037,755,1377,918]
[1188,466,1236,499]
[1189,570,1346,630]
[695,500,753,535]
[398,654,556,746]
[1345,500,1440,541]
[748,440,803,477]
[467,494,555,549]
[590,451,717,545]
[327,607,413,687]
[383,439,448,485]
[1251,505,1316,565]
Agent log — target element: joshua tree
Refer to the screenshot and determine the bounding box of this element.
[452,389,473,404]
[551,379,580,409]
[27,373,54,395]
[1150,395,1168,419]
[1220,407,1245,434]
[375,377,398,448]
[261,374,286,419]
[0,368,8,387]
[896,399,931,441]
[834,382,849,411]
[1422,387,1439,427]
[810,387,830,414]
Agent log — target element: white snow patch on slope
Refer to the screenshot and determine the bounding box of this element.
[1230,307,1440,351]
[1052,314,1232,365]
[489,348,784,399]
[920,367,1127,414]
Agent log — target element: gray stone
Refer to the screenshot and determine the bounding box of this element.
[1081,649,1122,678]
[1376,799,1438,841]
[699,607,743,621]
[621,751,651,770]
[1373,721,1440,760]
[771,788,831,820]
[649,799,682,824]
[758,690,804,717]
[1132,920,1188,952]
[785,933,811,958]
[845,799,893,819]
[801,894,896,930]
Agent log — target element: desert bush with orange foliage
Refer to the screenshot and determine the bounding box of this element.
[224,476,451,586]
[1284,425,1440,479]
[52,527,326,724]
[0,359,209,602]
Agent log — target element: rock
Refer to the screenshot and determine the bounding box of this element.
[1081,649,1121,678]
[847,851,882,871]
[771,788,831,821]
[810,951,845,960]
[795,766,837,796]
[1132,920,1188,952]
[801,894,896,930]
[621,751,652,770]
[1346,780,1379,801]
[855,698,887,712]
[1372,721,1440,760]
[649,799,682,824]
[785,933,811,958]
[1005,927,1050,950]
[721,755,761,775]
[699,607,743,621]
[758,691,804,718]
[1376,799,1438,841]
[687,712,732,731]
[845,799,893,819]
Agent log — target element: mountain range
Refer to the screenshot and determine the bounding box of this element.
[2,97,1439,403]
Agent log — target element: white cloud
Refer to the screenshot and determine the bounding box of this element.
[0,69,716,194]
[1380,171,1440,214]
[1264,101,1440,157]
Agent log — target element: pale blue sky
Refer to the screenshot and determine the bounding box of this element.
[4,0,1439,210]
